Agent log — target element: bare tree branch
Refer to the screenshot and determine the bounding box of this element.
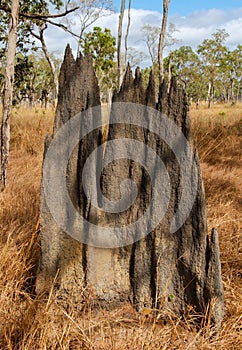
[0,4,78,20]
[45,19,80,39]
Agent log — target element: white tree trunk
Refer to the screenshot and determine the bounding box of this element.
[207,81,212,108]
[167,55,172,92]
[117,0,125,89]
[158,0,170,85]
[41,43,59,106]
[38,25,59,106]
[30,24,59,107]
[0,0,20,190]
[236,83,240,104]
[231,79,235,104]
[124,0,131,67]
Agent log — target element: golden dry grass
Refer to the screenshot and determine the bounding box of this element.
[0,103,241,349]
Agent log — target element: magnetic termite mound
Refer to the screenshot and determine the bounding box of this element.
[37,45,224,327]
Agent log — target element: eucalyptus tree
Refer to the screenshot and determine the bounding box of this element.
[29,23,60,104]
[28,1,113,106]
[141,25,160,66]
[197,29,229,108]
[81,26,116,103]
[233,45,242,103]
[219,45,242,103]
[0,0,77,190]
[165,46,205,102]
[142,22,179,68]
[13,52,59,107]
[0,0,20,191]
[126,47,147,68]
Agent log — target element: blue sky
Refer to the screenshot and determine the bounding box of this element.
[45,1,242,67]
[113,0,242,15]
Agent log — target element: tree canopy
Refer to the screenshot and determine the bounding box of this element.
[81,26,116,102]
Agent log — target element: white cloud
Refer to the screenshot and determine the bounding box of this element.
[171,8,242,49]
[44,7,242,67]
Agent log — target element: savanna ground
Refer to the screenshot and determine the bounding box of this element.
[0,103,241,349]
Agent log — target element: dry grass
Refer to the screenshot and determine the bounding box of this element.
[0,103,241,349]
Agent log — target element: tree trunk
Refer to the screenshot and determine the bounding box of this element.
[31,24,59,107]
[124,0,131,67]
[0,0,20,191]
[167,55,172,92]
[38,25,59,106]
[236,83,240,104]
[207,81,212,108]
[231,79,235,104]
[158,0,170,85]
[117,0,125,89]
[77,25,86,55]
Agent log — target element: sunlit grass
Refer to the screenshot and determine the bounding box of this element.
[0,103,241,349]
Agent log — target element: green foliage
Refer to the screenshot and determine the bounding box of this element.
[168,294,175,302]
[197,29,229,106]
[82,26,116,72]
[165,29,242,105]
[165,46,206,102]
[0,1,34,58]
[219,111,226,116]
[218,45,242,102]
[1,5,241,107]
[0,0,64,57]
[0,0,68,106]
[81,26,117,101]
[12,52,59,106]
[197,29,229,66]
